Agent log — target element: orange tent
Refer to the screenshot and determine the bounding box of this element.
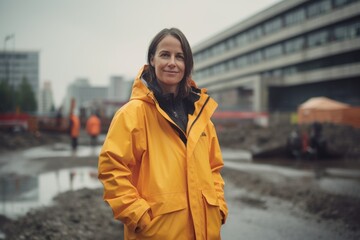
[297,97,360,128]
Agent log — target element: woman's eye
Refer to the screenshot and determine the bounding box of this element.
[177,55,184,60]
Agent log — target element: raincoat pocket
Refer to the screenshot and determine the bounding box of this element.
[202,189,222,239]
[147,192,187,217]
[134,192,188,239]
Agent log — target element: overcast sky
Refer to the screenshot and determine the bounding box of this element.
[0,0,282,107]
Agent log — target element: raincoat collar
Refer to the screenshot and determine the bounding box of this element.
[131,65,206,102]
[130,65,218,129]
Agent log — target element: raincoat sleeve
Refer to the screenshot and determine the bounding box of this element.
[98,106,151,232]
[209,122,228,224]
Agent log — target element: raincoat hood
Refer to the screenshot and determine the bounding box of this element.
[130,65,208,103]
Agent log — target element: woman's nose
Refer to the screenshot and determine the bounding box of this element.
[168,56,176,66]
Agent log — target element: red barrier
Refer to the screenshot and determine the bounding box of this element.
[0,113,30,131]
[212,111,268,119]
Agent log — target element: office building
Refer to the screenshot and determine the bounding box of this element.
[62,78,107,116]
[0,50,40,106]
[192,0,360,112]
[38,81,55,114]
[108,76,132,102]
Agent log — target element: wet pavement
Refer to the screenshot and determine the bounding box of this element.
[0,141,103,220]
[0,166,100,219]
[222,182,355,240]
[223,160,360,198]
[0,143,360,239]
[221,158,360,240]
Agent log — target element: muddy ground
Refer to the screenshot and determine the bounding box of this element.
[217,122,360,160]
[0,123,360,239]
[1,154,359,239]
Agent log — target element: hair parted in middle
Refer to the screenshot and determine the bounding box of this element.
[145,27,194,98]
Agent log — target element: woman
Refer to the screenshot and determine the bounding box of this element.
[98,28,228,240]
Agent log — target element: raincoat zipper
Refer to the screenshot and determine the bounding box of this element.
[148,92,188,144]
[148,92,210,145]
[188,96,210,135]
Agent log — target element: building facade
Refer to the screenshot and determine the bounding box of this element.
[105,76,133,117]
[0,50,40,105]
[192,0,360,112]
[62,78,107,116]
[38,81,55,114]
[108,76,132,102]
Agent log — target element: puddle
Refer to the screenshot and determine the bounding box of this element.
[317,177,360,198]
[24,144,102,159]
[224,160,360,198]
[0,166,101,219]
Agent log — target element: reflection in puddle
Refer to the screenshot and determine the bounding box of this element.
[0,167,100,219]
[24,144,102,159]
[317,178,360,198]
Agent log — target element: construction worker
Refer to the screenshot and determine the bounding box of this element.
[86,112,101,146]
[69,110,81,150]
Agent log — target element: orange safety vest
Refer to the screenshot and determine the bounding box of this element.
[70,114,80,137]
[86,115,101,136]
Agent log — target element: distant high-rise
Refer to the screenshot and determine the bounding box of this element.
[62,78,107,116]
[108,76,132,102]
[38,81,55,114]
[0,50,39,108]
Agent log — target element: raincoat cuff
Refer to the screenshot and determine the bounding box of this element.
[127,198,151,232]
[135,211,151,233]
[220,208,228,224]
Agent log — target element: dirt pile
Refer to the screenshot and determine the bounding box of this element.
[1,188,123,240]
[0,131,68,152]
[222,168,360,232]
[217,123,360,160]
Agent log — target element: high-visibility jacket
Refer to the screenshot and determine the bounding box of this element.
[69,114,80,138]
[86,115,101,136]
[98,65,228,240]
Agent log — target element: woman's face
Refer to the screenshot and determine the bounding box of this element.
[150,35,185,95]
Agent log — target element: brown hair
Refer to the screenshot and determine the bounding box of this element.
[145,28,193,98]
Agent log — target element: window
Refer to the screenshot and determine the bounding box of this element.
[285,8,306,26]
[307,29,329,48]
[228,59,236,70]
[307,0,331,18]
[334,0,352,7]
[203,49,210,60]
[264,44,283,59]
[264,17,282,34]
[235,33,247,47]
[284,36,305,54]
[247,25,263,41]
[262,71,272,78]
[236,55,248,68]
[247,50,263,64]
[283,66,297,75]
[273,69,283,77]
[208,66,214,76]
[334,24,348,41]
[194,54,201,63]
[213,43,226,55]
[14,54,27,59]
[205,68,211,78]
[348,21,360,38]
[226,37,237,50]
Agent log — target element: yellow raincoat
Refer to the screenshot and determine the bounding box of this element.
[98,66,228,239]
